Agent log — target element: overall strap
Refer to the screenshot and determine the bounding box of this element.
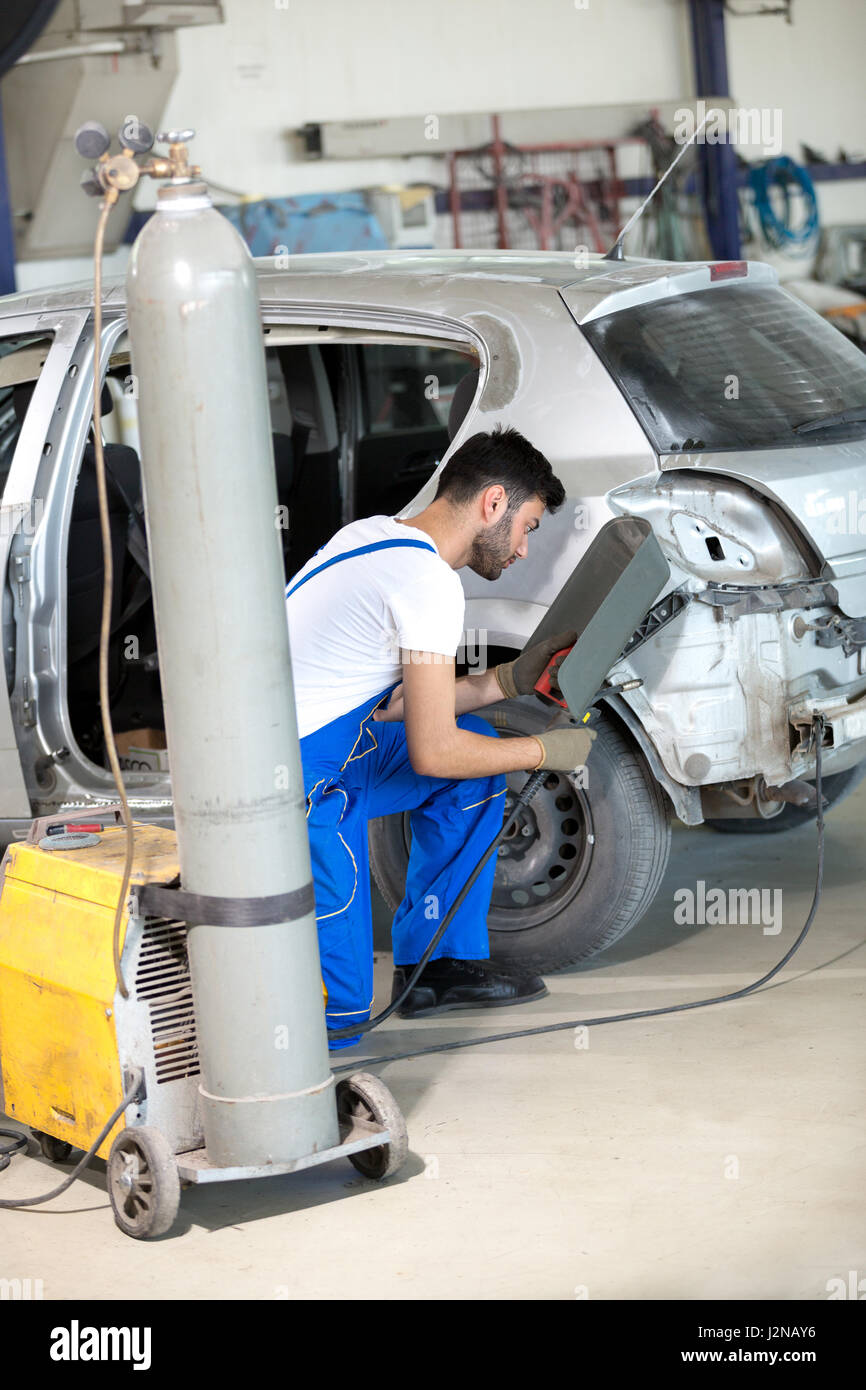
[286,537,436,599]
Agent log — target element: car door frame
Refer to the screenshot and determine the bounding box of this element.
[260,303,486,527]
[0,305,90,829]
[6,300,485,831]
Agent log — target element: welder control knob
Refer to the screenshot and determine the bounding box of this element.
[118,117,154,154]
[157,128,195,145]
[79,168,103,198]
[74,121,111,160]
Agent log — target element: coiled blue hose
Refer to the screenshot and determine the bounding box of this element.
[748,156,820,252]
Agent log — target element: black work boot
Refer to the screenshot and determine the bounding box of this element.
[391,957,548,1019]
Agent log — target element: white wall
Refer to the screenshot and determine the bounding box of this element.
[148,0,691,203]
[14,0,866,289]
[726,0,866,261]
[155,0,866,276]
[727,0,866,170]
[152,0,865,199]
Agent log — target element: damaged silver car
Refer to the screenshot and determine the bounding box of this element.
[1,250,864,971]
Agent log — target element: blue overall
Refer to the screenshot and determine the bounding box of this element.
[288,539,508,1048]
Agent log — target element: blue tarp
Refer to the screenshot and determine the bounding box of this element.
[217,191,388,256]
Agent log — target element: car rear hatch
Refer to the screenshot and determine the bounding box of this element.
[559,263,866,616]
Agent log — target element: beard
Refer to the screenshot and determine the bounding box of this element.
[466,508,517,580]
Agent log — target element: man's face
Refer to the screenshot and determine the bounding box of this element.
[467,493,546,580]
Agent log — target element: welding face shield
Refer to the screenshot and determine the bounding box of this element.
[524,515,670,719]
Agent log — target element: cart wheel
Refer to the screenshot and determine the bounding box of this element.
[337,1072,408,1180]
[107,1126,180,1239]
[34,1131,72,1163]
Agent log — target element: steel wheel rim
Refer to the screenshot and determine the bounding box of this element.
[110,1143,156,1232]
[490,767,594,929]
[338,1083,388,1178]
[397,765,594,933]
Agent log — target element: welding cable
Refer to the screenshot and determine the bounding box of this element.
[0,1071,143,1207]
[0,1128,27,1174]
[329,710,567,1038]
[327,768,548,1040]
[333,715,828,1071]
[91,193,134,1000]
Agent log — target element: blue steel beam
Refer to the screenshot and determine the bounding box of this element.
[0,96,15,295]
[689,0,742,259]
[435,161,866,219]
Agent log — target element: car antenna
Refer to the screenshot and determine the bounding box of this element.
[604,109,711,261]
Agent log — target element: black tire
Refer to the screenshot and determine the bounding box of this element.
[35,1131,72,1163]
[705,758,866,834]
[368,698,671,973]
[337,1072,408,1180]
[107,1126,180,1239]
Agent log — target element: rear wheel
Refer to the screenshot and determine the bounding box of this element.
[705,758,866,834]
[337,1073,408,1180]
[107,1126,180,1240]
[369,698,671,973]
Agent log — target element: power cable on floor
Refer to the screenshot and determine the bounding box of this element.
[333,716,827,1073]
[0,1072,143,1208]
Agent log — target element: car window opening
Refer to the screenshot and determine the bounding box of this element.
[63,332,478,774]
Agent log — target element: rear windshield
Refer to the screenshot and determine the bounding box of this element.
[582,283,866,453]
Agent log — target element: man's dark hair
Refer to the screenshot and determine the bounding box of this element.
[435,425,565,514]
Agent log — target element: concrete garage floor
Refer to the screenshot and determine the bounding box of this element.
[2,781,864,1301]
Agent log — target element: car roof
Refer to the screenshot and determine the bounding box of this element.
[0,249,754,317]
[255,249,622,287]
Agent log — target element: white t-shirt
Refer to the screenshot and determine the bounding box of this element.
[286,515,466,739]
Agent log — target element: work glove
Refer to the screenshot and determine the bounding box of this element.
[530,725,596,772]
[494,630,577,700]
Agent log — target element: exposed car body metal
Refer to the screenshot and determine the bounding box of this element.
[658,444,866,617]
[0,249,864,843]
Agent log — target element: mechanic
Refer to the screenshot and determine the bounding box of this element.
[285,425,595,1047]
